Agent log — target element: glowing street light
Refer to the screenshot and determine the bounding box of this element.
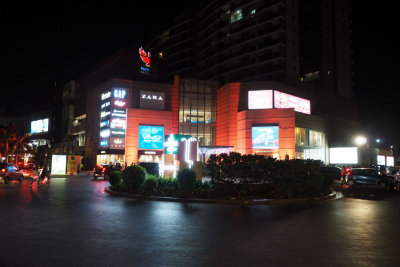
[376,139,381,143]
[355,136,367,146]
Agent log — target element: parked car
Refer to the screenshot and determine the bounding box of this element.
[320,166,342,180]
[0,163,24,184]
[345,168,395,188]
[93,164,112,179]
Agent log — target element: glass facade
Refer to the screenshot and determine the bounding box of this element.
[295,127,326,163]
[179,79,217,146]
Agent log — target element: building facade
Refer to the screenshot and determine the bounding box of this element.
[146,0,352,98]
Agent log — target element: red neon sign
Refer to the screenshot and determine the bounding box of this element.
[139,47,151,67]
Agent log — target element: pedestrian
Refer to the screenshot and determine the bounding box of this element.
[341,166,347,185]
[30,167,40,187]
[41,167,50,186]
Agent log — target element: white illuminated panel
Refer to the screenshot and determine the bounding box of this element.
[377,155,385,165]
[329,147,358,164]
[248,90,273,109]
[386,156,394,167]
[274,91,311,114]
[31,118,49,134]
[51,155,66,175]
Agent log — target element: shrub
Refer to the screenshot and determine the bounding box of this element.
[155,177,178,196]
[109,171,123,190]
[121,165,146,193]
[142,178,157,195]
[177,168,196,197]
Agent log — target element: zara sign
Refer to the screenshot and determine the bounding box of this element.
[140,90,165,110]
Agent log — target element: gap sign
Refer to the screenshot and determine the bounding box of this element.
[99,88,128,149]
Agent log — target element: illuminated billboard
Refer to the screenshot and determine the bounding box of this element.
[386,156,394,167]
[99,88,128,150]
[377,155,385,165]
[252,126,279,149]
[31,118,49,134]
[139,125,164,150]
[329,147,358,164]
[248,90,311,114]
[248,90,273,109]
[274,91,311,114]
[51,155,66,175]
[164,134,193,154]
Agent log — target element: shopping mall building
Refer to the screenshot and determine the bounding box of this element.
[56,48,396,173]
[77,62,357,170]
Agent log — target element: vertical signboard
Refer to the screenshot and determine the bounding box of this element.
[51,155,67,175]
[99,88,128,150]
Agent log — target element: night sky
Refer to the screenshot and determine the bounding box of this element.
[2,0,398,149]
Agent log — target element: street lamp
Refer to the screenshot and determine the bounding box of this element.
[355,136,367,146]
[376,139,381,143]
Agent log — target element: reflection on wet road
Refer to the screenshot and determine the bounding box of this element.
[1,176,400,266]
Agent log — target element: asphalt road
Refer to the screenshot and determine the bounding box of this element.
[1,176,399,267]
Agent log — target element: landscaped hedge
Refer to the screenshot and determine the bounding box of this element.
[110,154,333,200]
[207,152,333,199]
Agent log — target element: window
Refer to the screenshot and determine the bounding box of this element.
[230,9,242,23]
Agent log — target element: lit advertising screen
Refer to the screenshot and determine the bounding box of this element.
[329,147,358,164]
[139,125,164,150]
[51,155,67,175]
[377,155,385,165]
[252,126,279,149]
[274,91,311,114]
[248,90,273,109]
[99,88,128,150]
[386,156,394,167]
[31,118,49,134]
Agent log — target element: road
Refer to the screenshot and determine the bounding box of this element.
[1,176,400,267]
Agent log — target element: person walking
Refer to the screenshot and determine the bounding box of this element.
[41,167,50,186]
[30,167,40,187]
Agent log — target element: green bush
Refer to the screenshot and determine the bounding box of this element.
[121,165,146,193]
[109,171,123,190]
[177,168,196,197]
[155,177,178,196]
[142,178,157,195]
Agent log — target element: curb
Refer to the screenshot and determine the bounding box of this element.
[105,188,338,205]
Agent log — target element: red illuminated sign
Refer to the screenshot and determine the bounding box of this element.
[112,99,127,108]
[139,47,151,67]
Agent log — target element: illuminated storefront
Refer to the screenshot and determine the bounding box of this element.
[217,83,328,162]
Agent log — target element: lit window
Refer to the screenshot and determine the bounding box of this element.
[250,9,256,15]
[230,9,242,23]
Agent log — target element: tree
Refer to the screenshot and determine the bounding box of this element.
[0,123,18,162]
[10,133,30,165]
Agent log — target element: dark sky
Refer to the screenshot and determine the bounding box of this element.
[1,0,398,149]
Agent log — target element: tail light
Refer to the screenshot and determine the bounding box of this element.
[102,168,106,173]
[346,168,351,175]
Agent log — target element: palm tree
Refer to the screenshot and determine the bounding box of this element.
[10,133,30,165]
[0,123,18,163]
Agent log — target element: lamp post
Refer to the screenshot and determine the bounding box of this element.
[355,136,367,146]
